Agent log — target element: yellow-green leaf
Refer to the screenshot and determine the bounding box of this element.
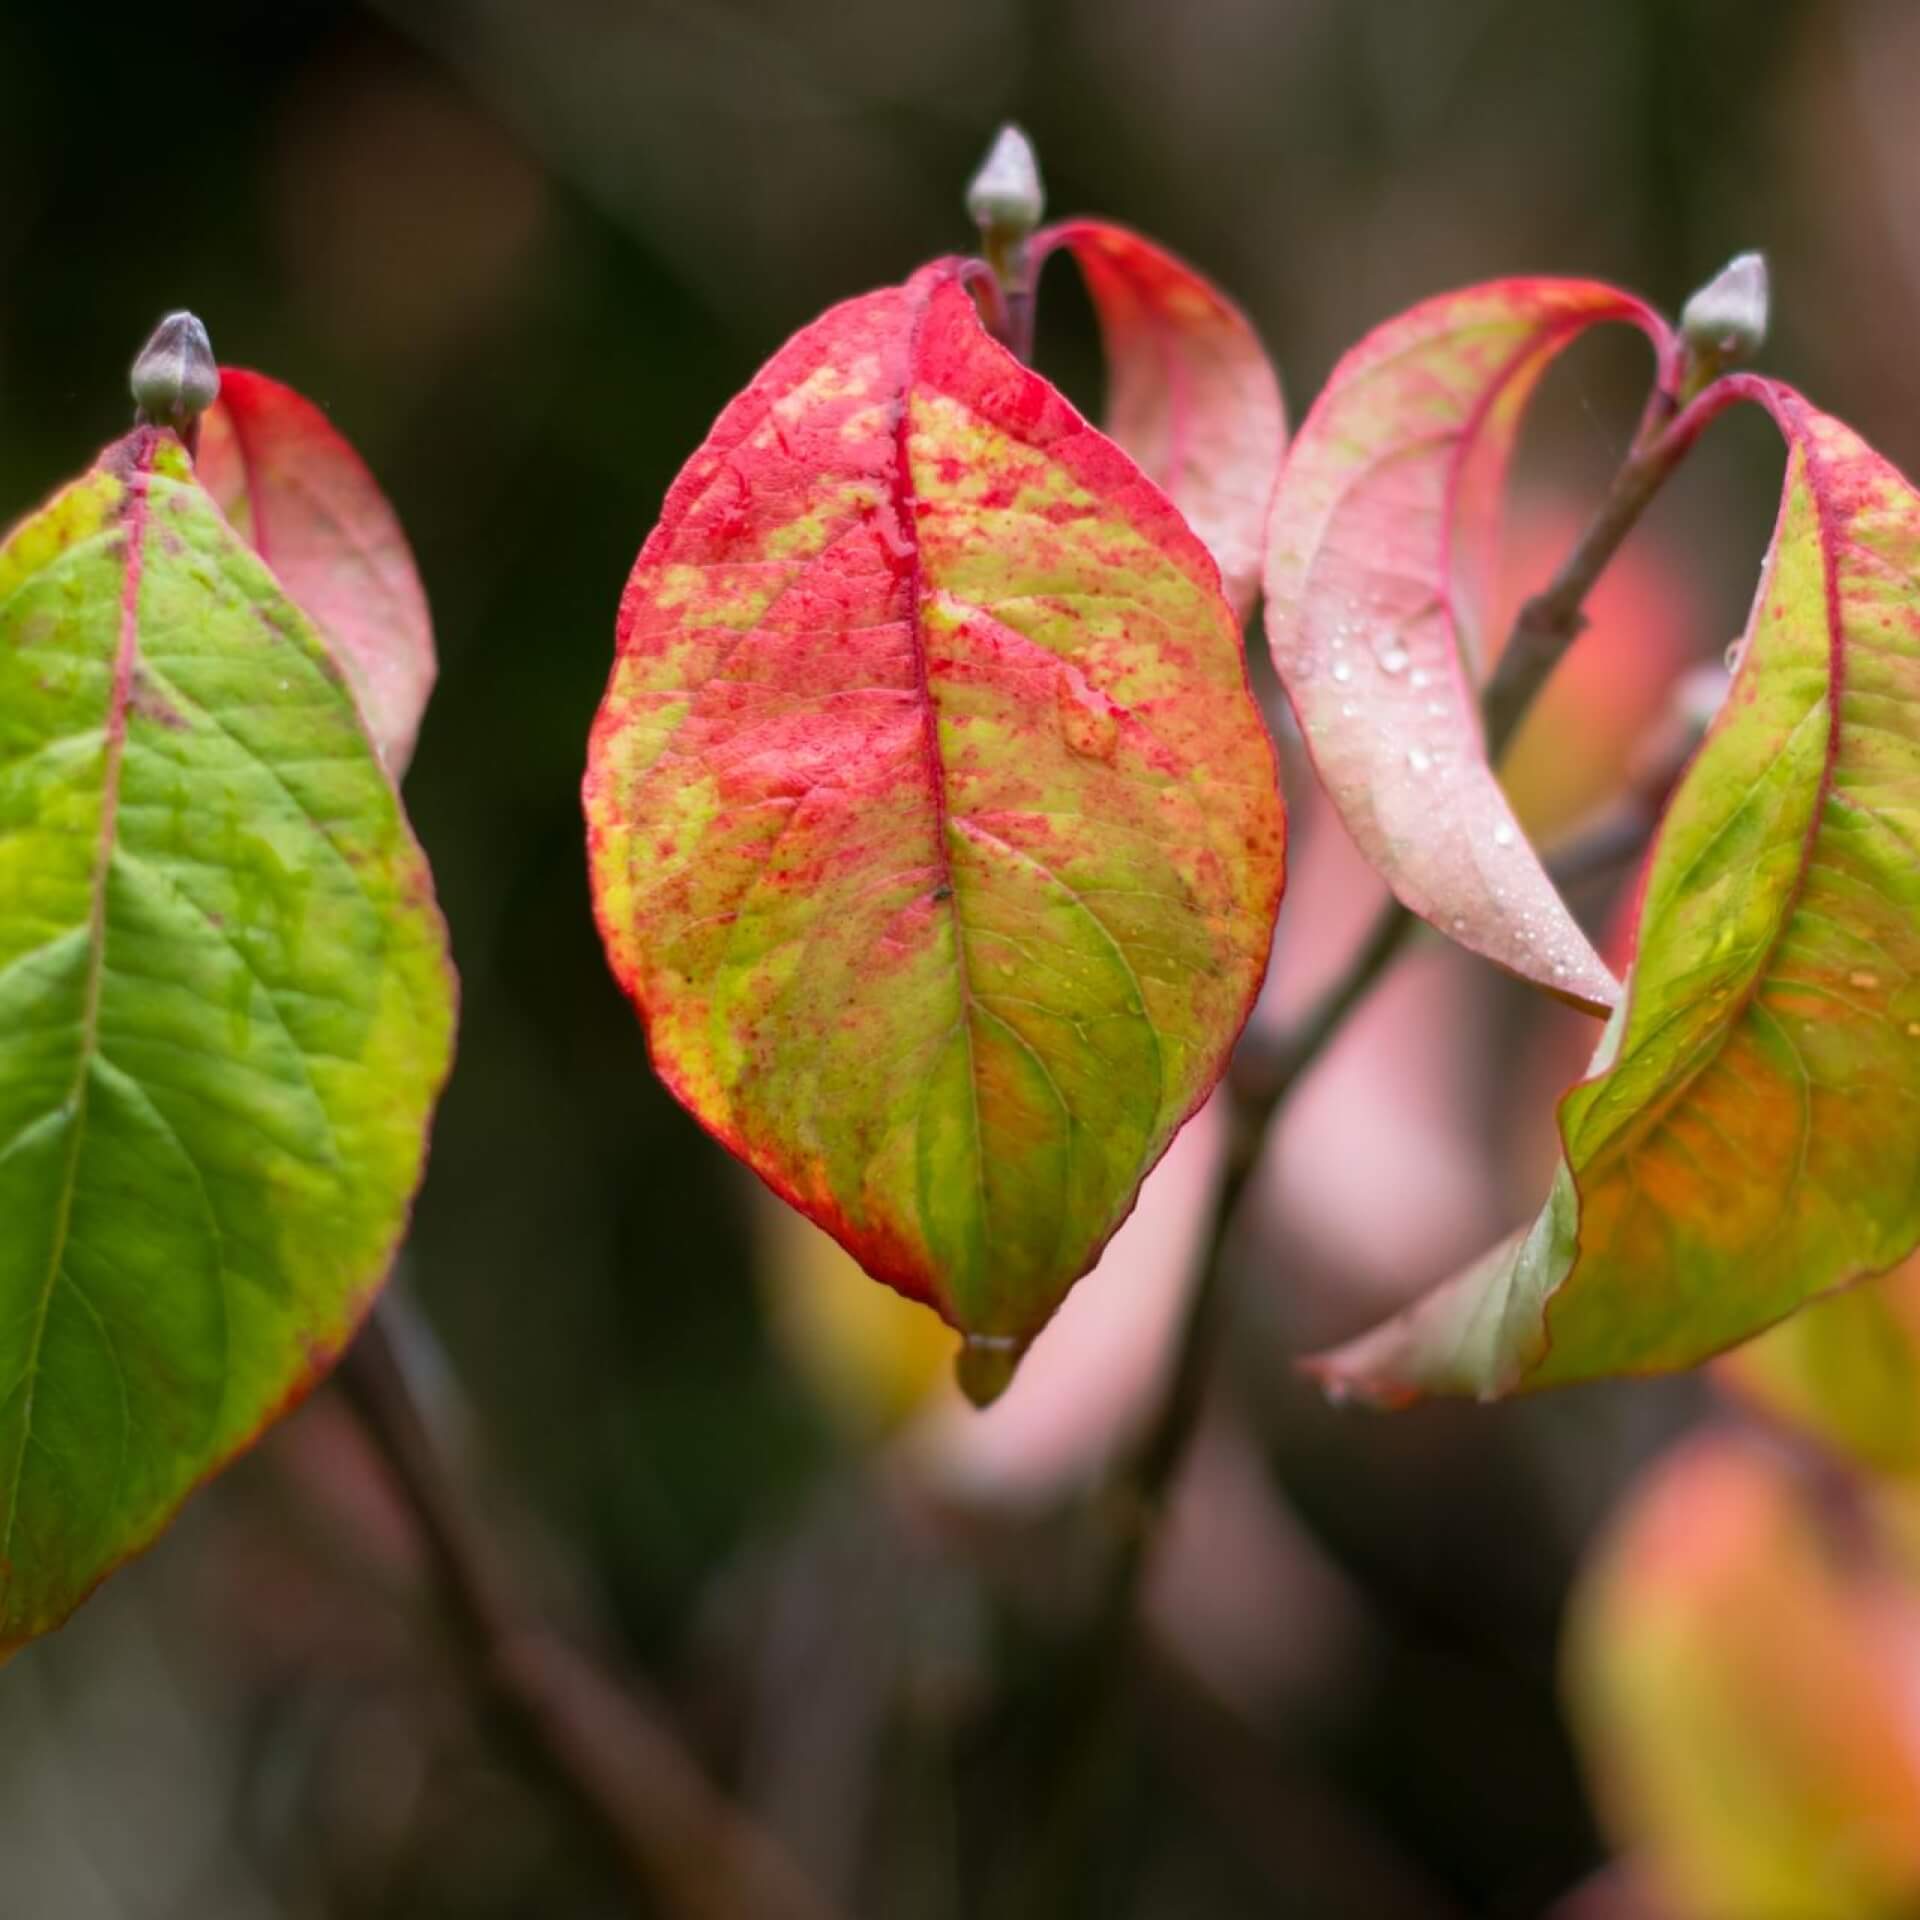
[0,427,455,1648]
[1311,382,1920,1402]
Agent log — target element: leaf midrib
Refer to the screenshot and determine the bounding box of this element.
[892,285,994,1293]
[0,439,153,1567]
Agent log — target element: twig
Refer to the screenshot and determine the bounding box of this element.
[338,1299,845,1920]
[1144,387,1718,1539]
[1019,365,1719,1904]
[1481,388,1713,762]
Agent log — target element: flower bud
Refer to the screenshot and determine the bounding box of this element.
[1679,253,1769,370]
[966,124,1044,242]
[130,311,219,433]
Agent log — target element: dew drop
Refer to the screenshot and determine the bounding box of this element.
[1377,644,1411,676]
[1724,635,1747,674]
[1410,668,1432,690]
[1850,969,1880,990]
[1407,747,1432,774]
[1492,823,1516,848]
[1332,661,1354,684]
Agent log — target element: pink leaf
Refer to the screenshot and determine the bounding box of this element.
[197,370,436,774]
[1264,279,1675,1015]
[1034,220,1285,624]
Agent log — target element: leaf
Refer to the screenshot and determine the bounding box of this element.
[583,261,1284,1400]
[1565,1432,1920,1920]
[1263,279,1672,1015]
[196,369,436,774]
[1032,220,1286,623]
[0,426,455,1648]
[1310,382,1920,1404]
[1717,1255,1920,1478]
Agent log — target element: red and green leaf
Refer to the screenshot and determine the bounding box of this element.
[583,261,1284,1401]
[1311,382,1920,1403]
[197,369,436,774]
[1264,280,1672,1015]
[1033,220,1285,623]
[0,428,455,1649]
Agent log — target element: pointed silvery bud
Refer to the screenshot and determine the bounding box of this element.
[966,123,1044,242]
[1679,252,1769,368]
[130,311,219,434]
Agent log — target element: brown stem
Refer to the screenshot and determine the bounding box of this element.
[1481,386,1722,764]
[338,1299,845,1920]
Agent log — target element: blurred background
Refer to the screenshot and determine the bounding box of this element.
[3,1,1919,1915]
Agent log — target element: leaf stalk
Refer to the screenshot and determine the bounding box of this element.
[338,1299,845,1920]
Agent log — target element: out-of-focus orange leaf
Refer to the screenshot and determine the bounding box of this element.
[1566,1431,1920,1920]
[1718,1256,1920,1479]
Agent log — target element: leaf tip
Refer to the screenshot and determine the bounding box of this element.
[955,1331,1027,1409]
[130,310,220,436]
[1296,1346,1420,1412]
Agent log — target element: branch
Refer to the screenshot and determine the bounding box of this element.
[1481,386,1724,763]
[1019,363,1721,1901]
[338,1299,844,1920]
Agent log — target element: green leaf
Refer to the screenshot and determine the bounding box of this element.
[1565,1432,1920,1919]
[1264,279,1671,1015]
[1033,220,1286,623]
[1310,382,1920,1403]
[583,261,1285,1400]
[0,426,455,1648]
